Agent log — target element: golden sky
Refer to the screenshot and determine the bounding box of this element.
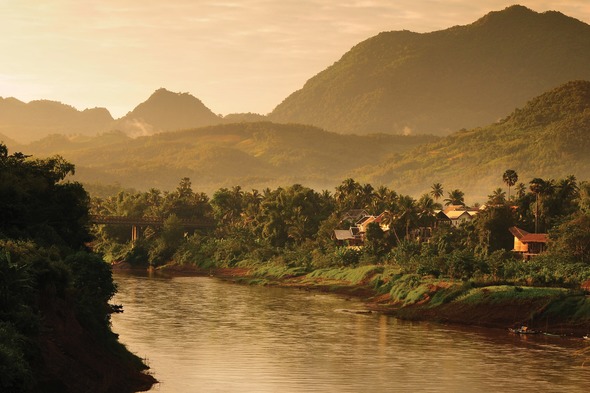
[1,1,589,118]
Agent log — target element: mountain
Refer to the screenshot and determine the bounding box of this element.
[114,88,223,136]
[269,5,590,136]
[11,122,436,194]
[0,97,114,143]
[354,80,590,201]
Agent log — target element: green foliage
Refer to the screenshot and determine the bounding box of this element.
[428,282,471,307]
[252,261,308,279]
[64,252,116,335]
[332,247,362,267]
[455,285,566,304]
[388,240,422,272]
[0,322,34,393]
[306,265,383,285]
[0,144,146,391]
[549,213,590,264]
[388,274,424,304]
[0,146,91,249]
[543,295,590,320]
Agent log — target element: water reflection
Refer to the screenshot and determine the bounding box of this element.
[112,273,590,392]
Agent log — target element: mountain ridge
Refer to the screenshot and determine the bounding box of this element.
[354,80,590,201]
[268,5,590,135]
[114,88,223,137]
[5,81,589,202]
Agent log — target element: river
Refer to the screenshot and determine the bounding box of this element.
[111,272,590,392]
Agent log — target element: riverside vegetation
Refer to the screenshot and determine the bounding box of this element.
[92,172,590,335]
[0,144,155,393]
[2,145,589,393]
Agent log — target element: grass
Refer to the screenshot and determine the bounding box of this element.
[305,265,384,285]
[388,274,429,305]
[543,295,590,320]
[455,285,567,304]
[251,262,308,279]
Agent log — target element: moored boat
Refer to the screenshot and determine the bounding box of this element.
[509,326,539,334]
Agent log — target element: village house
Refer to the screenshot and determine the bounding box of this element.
[509,226,548,259]
[435,205,481,228]
[333,211,390,247]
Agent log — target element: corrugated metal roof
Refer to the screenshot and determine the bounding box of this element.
[334,229,355,240]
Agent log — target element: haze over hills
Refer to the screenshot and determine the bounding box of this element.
[12,123,435,194]
[0,88,227,143]
[3,5,590,143]
[114,88,224,137]
[353,80,590,202]
[269,5,590,135]
[0,97,113,142]
[6,80,590,201]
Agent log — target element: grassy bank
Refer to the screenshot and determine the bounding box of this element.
[154,262,590,337]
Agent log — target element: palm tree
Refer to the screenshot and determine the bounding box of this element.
[380,210,400,243]
[396,195,418,240]
[557,175,579,201]
[529,178,555,233]
[430,183,444,201]
[515,182,527,200]
[443,189,465,207]
[502,170,518,200]
[360,183,375,210]
[417,194,439,227]
[334,178,361,210]
[487,188,506,206]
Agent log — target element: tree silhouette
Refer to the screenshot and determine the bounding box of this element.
[444,189,465,206]
[502,170,518,200]
[487,188,506,206]
[529,178,554,233]
[430,183,444,201]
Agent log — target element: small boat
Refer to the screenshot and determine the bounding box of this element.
[509,326,539,335]
[584,335,590,340]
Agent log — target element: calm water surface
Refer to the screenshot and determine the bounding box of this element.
[111,272,590,392]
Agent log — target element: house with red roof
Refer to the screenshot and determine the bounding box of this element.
[509,226,548,259]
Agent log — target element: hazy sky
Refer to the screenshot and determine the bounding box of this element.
[1,1,589,118]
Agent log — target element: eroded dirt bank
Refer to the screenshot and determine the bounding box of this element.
[37,289,157,393]
[147,264,590,338]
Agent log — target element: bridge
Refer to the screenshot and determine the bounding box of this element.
[89,215,215,241]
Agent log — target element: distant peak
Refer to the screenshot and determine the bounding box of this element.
[147,88,201,102]
[474,4,581,26]
[475,5,537,24]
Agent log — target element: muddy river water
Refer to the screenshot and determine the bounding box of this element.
[111,272,590,392]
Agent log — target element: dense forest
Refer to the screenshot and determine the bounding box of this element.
[270,5,590,135]
[92,173,590,289]
[0,144,154,392]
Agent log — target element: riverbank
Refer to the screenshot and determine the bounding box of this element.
[143,262,590,338]
[37,288,157,393]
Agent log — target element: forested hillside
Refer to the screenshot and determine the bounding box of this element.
[269,5,590,135]
[356,80,590,201]
[15,122,435,194]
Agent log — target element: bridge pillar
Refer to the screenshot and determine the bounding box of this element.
[131,225,140,242]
